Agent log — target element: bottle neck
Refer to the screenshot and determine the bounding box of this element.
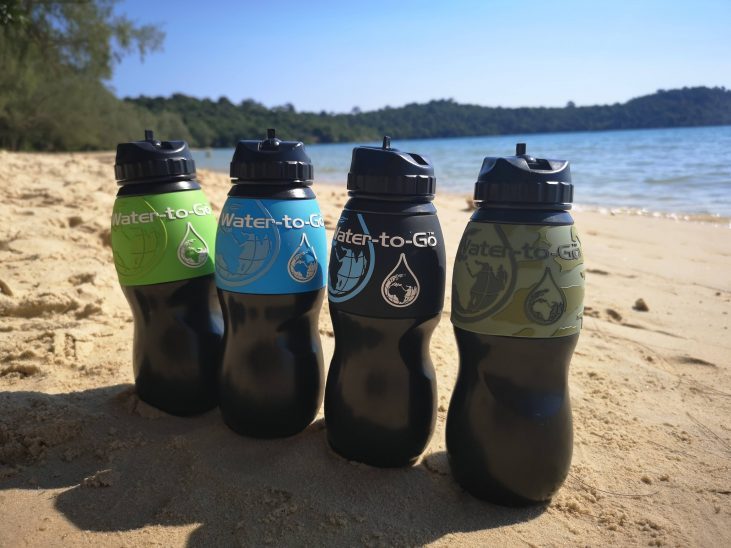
[471,206,574,226]
[116,179,201,197]
[228,182,315,200]
[347,190,434,202]
[344,195,437,215]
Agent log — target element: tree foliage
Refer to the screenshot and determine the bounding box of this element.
[127,87,731,148]
[0,0,174,150]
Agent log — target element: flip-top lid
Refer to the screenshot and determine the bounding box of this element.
[474,143,573,209]
[114,130,196,184]
[230,128,313,185]
[347,136,436,197]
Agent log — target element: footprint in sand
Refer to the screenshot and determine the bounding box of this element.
[0,363,41,378]
[98,228,112,247]
[605,308,623,322]
[68,272,96,286]
[68,216,83,228]
[673,355,716,367]
[0,279,13,296]
[0,292,80,318]
[75,303,103,319]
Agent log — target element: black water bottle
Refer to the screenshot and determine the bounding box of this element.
[111,130,222,416]
[325,137,446,467]
[215,130,328,438]
[447,143,585,505]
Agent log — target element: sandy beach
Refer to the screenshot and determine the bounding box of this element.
[0,150,729,547]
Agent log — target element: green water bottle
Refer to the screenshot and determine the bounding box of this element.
[111,130,222,416]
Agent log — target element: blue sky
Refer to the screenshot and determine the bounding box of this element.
[110,0,731,112]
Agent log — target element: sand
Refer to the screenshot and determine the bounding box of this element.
[0,150,729,547]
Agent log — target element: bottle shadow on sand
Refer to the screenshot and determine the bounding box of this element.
[0,385,547,545]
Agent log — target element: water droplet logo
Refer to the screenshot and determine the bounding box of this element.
[524,267,566,325]
[177,222,209,268]
[381,253,420,308]
[288,233,318,283]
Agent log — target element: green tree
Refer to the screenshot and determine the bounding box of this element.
[0,0,168,150]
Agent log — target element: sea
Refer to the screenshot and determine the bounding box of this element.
[192,125,731,219]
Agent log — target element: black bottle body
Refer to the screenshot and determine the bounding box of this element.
[447,207,585,505]
[325,196,446,466]
[447,330,578,504]
[215,184,327,438]
[326,309,439,466]
[112,181,223,416]
[218,289,324,437]
[123,276,223,415]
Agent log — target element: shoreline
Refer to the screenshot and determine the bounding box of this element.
[5,148,726,224]
[317,179,731,227]
[203,166,731,225]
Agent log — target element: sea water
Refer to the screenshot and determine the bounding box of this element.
[193,125,731,218]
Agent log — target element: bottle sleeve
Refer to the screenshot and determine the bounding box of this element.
[451,222,585,337]
[111,190,217,286]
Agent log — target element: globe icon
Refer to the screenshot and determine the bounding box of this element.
[380,254,420,308]
[330,245,368,295]
[113,223,165,279]
[217,228,275,283]
[290,251,318,282]
[383,274,418,306]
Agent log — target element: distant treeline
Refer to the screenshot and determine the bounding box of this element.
[1,2,729,151]
[127,86,731,147]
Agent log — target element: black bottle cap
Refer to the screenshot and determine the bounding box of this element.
[230,128,314,185]
[114,129,196,185]
[474,143,573,209]
[347,136,436,197]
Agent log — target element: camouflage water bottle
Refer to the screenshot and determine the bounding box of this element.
[447,143,584,505]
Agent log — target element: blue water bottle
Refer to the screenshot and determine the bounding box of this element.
[215,129,327,438]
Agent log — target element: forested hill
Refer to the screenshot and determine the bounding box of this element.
[126,86,731,147]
